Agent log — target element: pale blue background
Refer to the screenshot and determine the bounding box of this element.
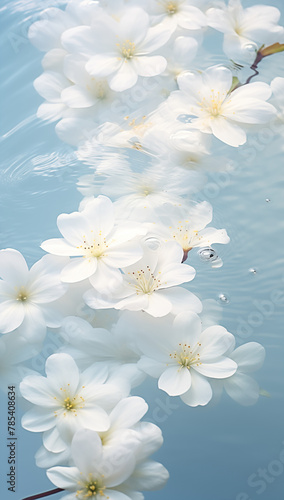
[1,1,284,499]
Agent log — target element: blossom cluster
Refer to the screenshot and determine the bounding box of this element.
[2,0,283,498]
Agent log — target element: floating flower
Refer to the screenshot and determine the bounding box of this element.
[212,341,266,406]
[135,311,237,406]
[102,162,204,220]
[35,395,149,468]
[167,65,276,147]
[147,201,230,261]
[61,7,173,92]
[207,0,284,64]
[20,353,123,453]
[0,249,68,339]
[41,196,145,290]
[59,314,145,386]
[85,241,201,317]
[147,0,207,32]
[47,426,168,499]
[46,428,137,499]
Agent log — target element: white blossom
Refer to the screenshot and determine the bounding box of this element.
[0,249,68,339]
[168,65,276,147]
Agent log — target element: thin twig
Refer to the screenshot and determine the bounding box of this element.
[245,42,284,85]
[245,52,264,85]
[22,488,64,500]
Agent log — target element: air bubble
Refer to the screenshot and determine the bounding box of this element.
[198,247,223,268]
[144,237,161,250]
[198,247,218,262]
[243,43,258,54]
[249,268,257,274]
[218,293,230,304]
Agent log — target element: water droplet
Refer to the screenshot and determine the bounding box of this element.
[198,247,218,262]
[265,198,270,203]
[144,237,161,250]
[249,268,257,274]
[177,114,194,124]
[218,293,230,304]
[243,43,257,54]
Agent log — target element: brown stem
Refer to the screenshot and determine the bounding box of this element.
[22,488,64,500]
[245,42,284,85]
[245,52,264,84]
[182,247,192,263]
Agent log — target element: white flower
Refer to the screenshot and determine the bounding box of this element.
[147,0,207,32]
[212,342,266,406]
[61,7,173,92]
[168,65,277,147]
[0,250,68,339]
[61,54,116,111]
[59,314,145,386]
[207,0,284,64]
[84,241,201,317]
[117,419,169,496]
[144,126,228,171]
[28,6,77,52]
[20,353,123,452]
[33,70,72,123]
[147,201,230,261]
[46,422,168,499]
[135,311,237,406]
[35,395,150,469]
[103,162,204,220]
[41,196,145,289]
[47,428,138,500]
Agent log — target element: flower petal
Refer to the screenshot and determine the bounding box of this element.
[132,55,167,77]
[47,466,80,490]
[210,116,247,147]
[61,257,98,283]
[180,370,212,407]
[0,300,25,333]
[71,428,103,474]
[194,356,237,379]
[108,61,138,92]
[45,353,80,392]
[158,365,191,396]
[110,396,148,429]
[0,248,29,286]
[21,407,56,432]
[86,54,121,78]
[224,372,260,406]
[230,342,265,373]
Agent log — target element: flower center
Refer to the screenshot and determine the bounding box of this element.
[198,90,228,118]
[128,266,162,295]
[77,477,106,499]
[16,287,29,302]
[119,39,136,60]
[137,183,154,196]
[170,342,202,369]
[87,78,108,100]
[78,233,108,259]
[53,385,86,418]
[234,22,243,36]
[172,223,200,251]
[166,1,178,14]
